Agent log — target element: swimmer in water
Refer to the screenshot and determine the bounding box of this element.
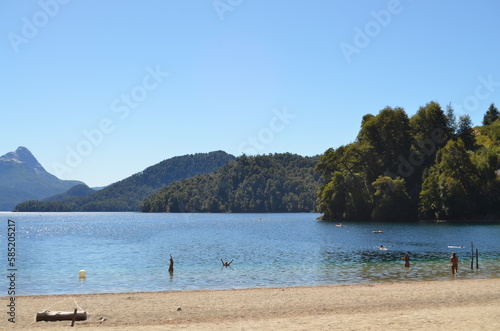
[221,259,233,267]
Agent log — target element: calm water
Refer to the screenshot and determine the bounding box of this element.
[1,212,499,296]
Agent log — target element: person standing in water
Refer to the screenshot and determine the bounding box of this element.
[450,252,458,275]
[168,254,174,274]
[401,252,410,267]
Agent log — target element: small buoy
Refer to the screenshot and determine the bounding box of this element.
[79,270,87,278]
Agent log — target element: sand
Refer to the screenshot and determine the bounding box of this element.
[7,278,500,330]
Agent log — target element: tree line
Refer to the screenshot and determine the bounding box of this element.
[316,102,499,221]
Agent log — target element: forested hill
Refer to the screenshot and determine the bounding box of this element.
[43,183,96,202]
[14,151,235,212]
[316,102,500,222]
[141,153,322,213]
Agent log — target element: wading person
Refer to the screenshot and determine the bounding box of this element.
[168,254,174,274]
[450,252,458,275]
[401,252,410,267]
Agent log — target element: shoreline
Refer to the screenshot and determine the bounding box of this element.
[11,278,500,330]
[5,210,500,222]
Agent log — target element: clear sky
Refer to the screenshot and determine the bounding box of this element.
[1,0,499,187]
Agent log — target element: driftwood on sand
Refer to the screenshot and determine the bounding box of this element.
[36,309,87,322]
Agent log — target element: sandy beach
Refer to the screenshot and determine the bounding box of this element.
[8,278,500,330]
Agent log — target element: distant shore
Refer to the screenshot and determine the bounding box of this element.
[316,216,500,223]
[12,278,500,330]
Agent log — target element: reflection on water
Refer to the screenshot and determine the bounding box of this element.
[0,212,499,296]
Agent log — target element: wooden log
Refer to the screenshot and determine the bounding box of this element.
[36,310,87,322]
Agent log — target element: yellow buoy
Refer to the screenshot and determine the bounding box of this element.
[79,270,87,278]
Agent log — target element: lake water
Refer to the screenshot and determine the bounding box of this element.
[1,212,499,296]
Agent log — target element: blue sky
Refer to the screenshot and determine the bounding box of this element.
[1,0,499,187]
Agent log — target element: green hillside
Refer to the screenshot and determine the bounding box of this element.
[43,184,96,202]
[14,151,235,212]
[141,153,322,213]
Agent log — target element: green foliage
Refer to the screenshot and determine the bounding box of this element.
[13,200,73,212]
[358,106,412,176]
[409,101,451,169]
[419,140,480,219]
[14,151,235,212]
[318,101,500,221]
[141,153,322,213]
[43,184,95,202]
[457,114,475,150]
[371,176,413,222]
[483,103,499,126]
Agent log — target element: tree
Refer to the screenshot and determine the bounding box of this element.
[408,101,451,172]
[409,101,452,144]
[357,106,412,176]
[457,114,475,150]
[445,103,457,136]
[371,176,413,221]
[418,168,441,219]
[419,140,479,219]
[471,144,500,216]
[482,103,499,126]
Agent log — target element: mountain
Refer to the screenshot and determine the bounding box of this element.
[14,151,236,212]
[0,147,83,210]
[141,153,323,213]
[43,184,96,202]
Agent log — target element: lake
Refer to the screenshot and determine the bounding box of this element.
[1,212,499,296]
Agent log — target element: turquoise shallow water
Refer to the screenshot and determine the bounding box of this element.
[1,212,499,296]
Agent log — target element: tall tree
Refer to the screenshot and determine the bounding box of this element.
[457,114,475,150]
[357,106,412,177]
[407,101,452,182]
[482,103,499,125]
[445,103,457,136]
